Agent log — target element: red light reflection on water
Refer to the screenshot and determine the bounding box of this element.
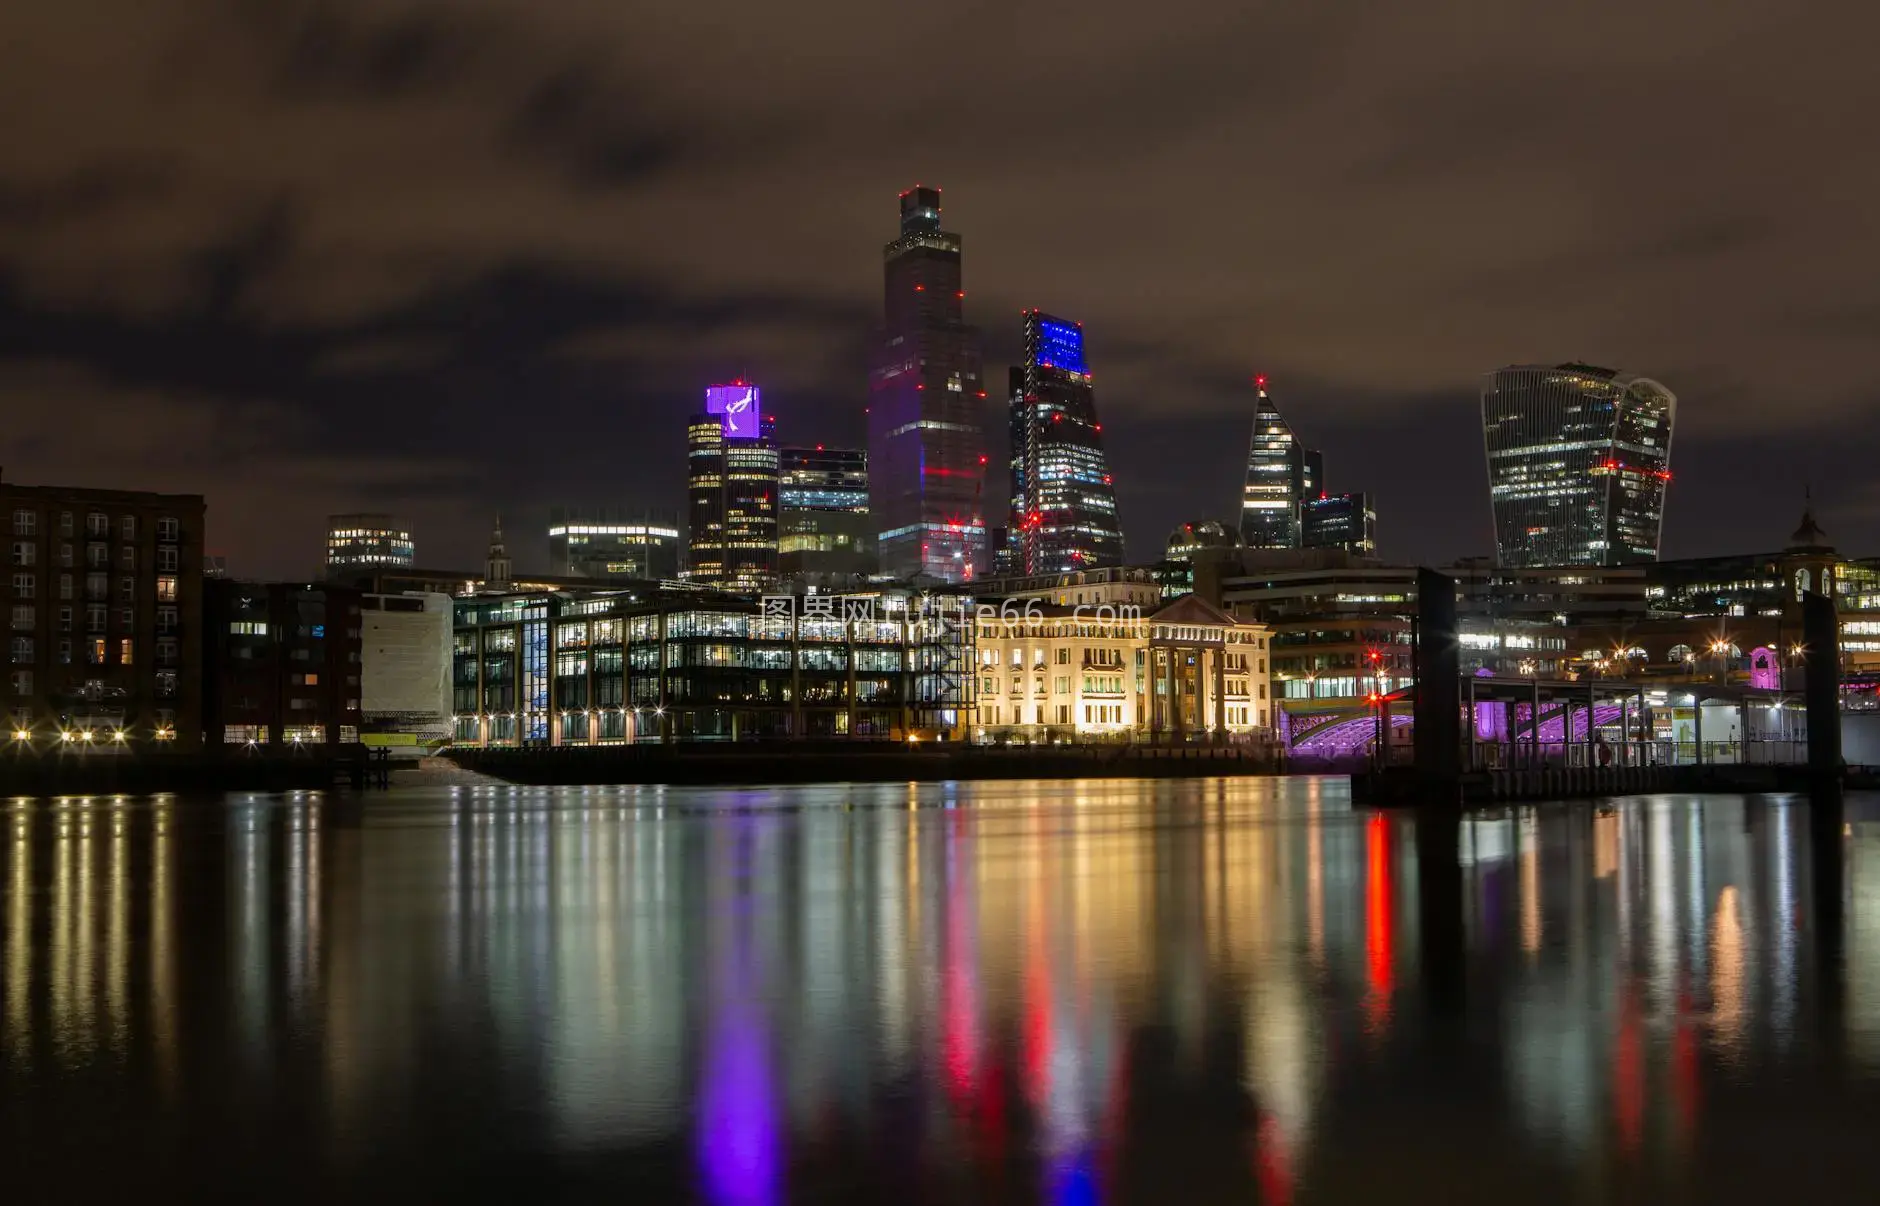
[1364,814,1394,1032]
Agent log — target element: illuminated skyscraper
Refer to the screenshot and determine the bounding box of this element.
[868,186,987,582]
[1006,311,1123,574]
[687,383,778,592]
[1238,378,1318,549]
[1481,364,1676,567]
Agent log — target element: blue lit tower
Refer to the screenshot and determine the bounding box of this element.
[1007,311,1124,574]
[1481,364,1676,567]
[868,186,987,582]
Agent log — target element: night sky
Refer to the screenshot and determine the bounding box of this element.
[4,2,1877,579]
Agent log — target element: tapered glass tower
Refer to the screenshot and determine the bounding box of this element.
[1239,376,1315,549]
[1481,364,1675,567]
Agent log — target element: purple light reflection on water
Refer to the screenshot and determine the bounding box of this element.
[697,817,781,1206]
[698,999,779,1206]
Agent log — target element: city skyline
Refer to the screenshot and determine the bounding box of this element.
[2,4,1877,580]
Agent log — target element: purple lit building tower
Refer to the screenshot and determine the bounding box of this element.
[688,383,779,592]
[868,186,988,583]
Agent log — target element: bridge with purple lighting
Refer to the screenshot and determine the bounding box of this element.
[1287,671,1806,769]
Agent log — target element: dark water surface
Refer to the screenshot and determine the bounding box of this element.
[5,780,1880,1203]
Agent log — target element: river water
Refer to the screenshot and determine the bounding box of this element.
[4,780,1880,1203]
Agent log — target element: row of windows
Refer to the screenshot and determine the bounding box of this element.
[9,567,180,598]
[11,510,184,542]
[10,636,139,665]
[10,604,177,631]
[11,664,178,695]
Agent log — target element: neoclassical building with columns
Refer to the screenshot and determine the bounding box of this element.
[968,593,1273,743]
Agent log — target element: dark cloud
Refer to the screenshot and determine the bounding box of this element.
[1,0,1877,577]
[0,158,177,228]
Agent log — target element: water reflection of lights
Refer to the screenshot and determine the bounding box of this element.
[1364,813,1394,1034]
[7,782,1858,1197]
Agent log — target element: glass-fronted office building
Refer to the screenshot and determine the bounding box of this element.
[1482,364,1676,568]
[548,506,681,581]
[451,587,973,745]
[779,447,875,577]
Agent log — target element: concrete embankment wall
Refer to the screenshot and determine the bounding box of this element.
[448,743,1281,787]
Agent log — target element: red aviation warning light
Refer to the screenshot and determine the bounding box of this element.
[1255,374,1268,389]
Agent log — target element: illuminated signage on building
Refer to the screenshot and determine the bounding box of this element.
[1034,320,1085,375]
[706,383,762,440]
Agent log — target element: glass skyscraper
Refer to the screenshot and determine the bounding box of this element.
[1238,377,1318,549]
[1481,364,1676,568]
[1005,311,1123,574]
[687,385,779,592]
[868,186,987,583]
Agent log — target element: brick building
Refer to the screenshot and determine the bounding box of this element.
[202,580,363,750]
[3,478,206,751]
